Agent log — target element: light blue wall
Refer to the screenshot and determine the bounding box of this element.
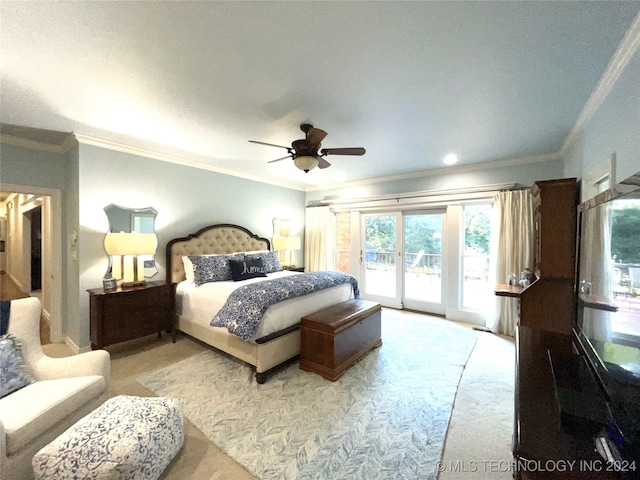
[76,144,306,348]
[0,143,68,188]
[564,50,640,183]
[306,158,565,203]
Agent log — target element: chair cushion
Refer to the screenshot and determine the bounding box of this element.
[0,376,106,455]
[0,334,34,398]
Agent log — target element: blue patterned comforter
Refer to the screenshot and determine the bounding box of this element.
[210,271,360,340]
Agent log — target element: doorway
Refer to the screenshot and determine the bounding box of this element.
[402,211,445,314]
[0,186,63,343]
[354,203,492,323]
[361,213,402,308]
[360,211,446,313]
[28,206,42,291]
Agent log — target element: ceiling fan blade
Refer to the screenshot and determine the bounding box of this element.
[267,155,293,163]
[306,128,327,147]
[249,140,291,150]
[320,147,366,156]
[317,157,331,169]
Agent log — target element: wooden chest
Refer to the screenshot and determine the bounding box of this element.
[300,299,382,381]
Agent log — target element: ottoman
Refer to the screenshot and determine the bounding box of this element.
[32,395,184,480]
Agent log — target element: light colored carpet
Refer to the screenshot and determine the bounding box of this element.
[43,309,515,480]
[440,330,515,479]
[138,311,479,480]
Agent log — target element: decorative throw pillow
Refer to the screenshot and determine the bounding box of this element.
[182,255,229,283]
[229,258,268,282]
[246,250,281,274]
[188,254,243,286]
[0,334,34,398]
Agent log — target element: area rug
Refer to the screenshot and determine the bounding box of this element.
[138,312,479,480]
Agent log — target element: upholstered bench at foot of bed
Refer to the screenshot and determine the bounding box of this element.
[32,395,184,480]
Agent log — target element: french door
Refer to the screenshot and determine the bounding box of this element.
[361,211,445,313]
[361,213,402,308]
[402,211,445,314]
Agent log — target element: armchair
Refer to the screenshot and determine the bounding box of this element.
[0,297,110,480]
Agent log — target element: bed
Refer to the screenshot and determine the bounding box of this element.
[166,223,357,383]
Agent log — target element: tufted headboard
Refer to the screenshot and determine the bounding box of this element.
[166,223,271,284]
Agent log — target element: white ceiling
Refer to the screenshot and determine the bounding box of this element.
[1,1,638,190]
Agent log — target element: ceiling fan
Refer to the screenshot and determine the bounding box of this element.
[249,124,366,173]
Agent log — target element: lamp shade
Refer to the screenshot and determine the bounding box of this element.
[272,236,301,251]
[104,233,157,256]
[294,155,318,173]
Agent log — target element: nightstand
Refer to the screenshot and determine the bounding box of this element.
[283,266,305,272]
[87,280,176,350]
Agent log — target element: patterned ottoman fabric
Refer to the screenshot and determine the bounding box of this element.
[32,395,184,480]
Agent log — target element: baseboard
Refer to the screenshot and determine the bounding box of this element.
[63,336,84,354]
[41,306,51,324]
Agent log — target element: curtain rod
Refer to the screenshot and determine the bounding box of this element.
[307,182,521,207]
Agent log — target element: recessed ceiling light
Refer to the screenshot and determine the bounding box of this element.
[443,153,458,165]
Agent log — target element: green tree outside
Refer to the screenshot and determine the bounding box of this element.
[611,204,640,264]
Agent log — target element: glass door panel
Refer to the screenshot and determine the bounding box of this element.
[403,212,445,313]
[362,213,401,307]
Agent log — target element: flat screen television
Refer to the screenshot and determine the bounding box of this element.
[575,169,640,468]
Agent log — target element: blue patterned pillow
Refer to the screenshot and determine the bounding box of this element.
[188,254,243,286]
[229,258,268,281]
[0,334,34,398]
[246,250,281,274]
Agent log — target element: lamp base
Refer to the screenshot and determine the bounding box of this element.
[121,280,145,288]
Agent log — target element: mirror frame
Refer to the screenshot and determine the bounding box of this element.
[103,204,158,279]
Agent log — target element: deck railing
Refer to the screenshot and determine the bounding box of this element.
[365,251,490,279]
[366,251,442,273]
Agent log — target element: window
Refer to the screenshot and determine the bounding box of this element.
[462,204,492,309]
[610,197,640,342]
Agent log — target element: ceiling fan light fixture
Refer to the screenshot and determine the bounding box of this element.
[294,155,318,173]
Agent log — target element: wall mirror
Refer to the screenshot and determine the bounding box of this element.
[272,218,291,237]
[104,204,158,278]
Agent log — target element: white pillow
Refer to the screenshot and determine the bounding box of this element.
[182,256,195,282]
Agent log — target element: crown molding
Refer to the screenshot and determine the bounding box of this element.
[61,133,79,153]
[304,152,561,192]
[560,12,640,157]
[0,128,561,194]
[72,133,306,191]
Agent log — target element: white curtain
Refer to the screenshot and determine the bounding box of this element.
[579,204,613,341]
[487,190,535,336]
[305,206,334,272]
